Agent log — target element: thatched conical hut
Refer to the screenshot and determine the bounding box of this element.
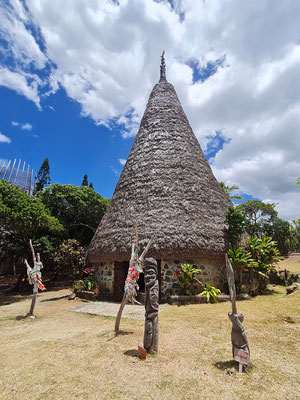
[87,53,229,301]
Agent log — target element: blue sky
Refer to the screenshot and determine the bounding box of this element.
[0,84,134,197]
[0,0,299,219]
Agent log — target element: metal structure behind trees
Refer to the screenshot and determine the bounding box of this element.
[0,159,36,195]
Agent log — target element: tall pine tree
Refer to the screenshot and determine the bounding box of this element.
[35,158,50,193]
[81,174,88,186]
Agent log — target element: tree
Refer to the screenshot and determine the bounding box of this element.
[261,217,293,256]
[246,235,282,276]
[228,235,282,294]
[238,200,278,236]
[219,182,243,201]
[38,184,110,246]
[81,174,88,186]
[225,205,246,248]
[54,239,85,279]
[0,181,63,272]
[290,219,300,251]
[89,182,94,189]
[297,177,300,187]
[35,158,50,192]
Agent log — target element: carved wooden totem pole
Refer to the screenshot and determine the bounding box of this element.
[225,254,250,371]
[143,257,159,354]
[25,240,46,318]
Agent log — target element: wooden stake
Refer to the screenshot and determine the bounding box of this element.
[24,164,30,193]
[14,159,21,185]
[28,292,37,317]
[28,169,33,195]
[135,223,139,249]
[0,160,6,177]
[115,231,154,333]
[19,161,26,188]
[225,253,237,314]
[8,158,16,182]
[115,295,128,333]
[33,174,37,194]
[3,160,11,180]
[29,239,36,264]
[140,237,154,262]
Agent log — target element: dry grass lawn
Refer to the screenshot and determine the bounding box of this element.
[0,282,299,400]
[278,253,300,274]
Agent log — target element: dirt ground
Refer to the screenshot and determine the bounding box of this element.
[0,281,299,399]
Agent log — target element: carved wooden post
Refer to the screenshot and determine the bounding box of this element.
[25,241,46,318]
[114,227,153,333]
[225,254,250,371]
[143,258,159,354]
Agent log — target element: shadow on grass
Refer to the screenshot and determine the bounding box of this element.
[40,295,69,302]
[107,330,134,341]
[214,360,238,371]
[116,330,133,336]
[15,315,27,320]
[0,293,32,307]
[124,349,139,358]
[0,273,71,307]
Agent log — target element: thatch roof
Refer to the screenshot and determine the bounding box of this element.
[88,54,229,263]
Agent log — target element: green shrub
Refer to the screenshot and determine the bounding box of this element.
[198,284,221,303]
[173,263,202,296]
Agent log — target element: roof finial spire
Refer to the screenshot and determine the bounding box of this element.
[160,50,166,81]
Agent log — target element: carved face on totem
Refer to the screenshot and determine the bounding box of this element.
[144,258,159,312]
[144,258,158,287]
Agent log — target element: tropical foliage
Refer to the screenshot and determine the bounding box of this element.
[0,180,62,261]
[173,263,202,295]
[198,283,221,303]
[226,205,246,248]
[246,235,282,276]
[54,239,86,278]
[0,179,109,281]
[225,197,299,255]
[37,184,109,245]
[239,200,278,236]
[73,268,96,291]
[219,182,242,201]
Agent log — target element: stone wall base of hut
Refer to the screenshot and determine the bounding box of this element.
[94,262,114,301]
[94,255,226,303]
[160,256,226,302]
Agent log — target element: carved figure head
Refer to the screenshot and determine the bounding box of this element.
[144,258,158,288]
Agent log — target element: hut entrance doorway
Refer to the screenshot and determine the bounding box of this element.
[137,273,145,292]
[113,259,162,303]
[113,261,128,302]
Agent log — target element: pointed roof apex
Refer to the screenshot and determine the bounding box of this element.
[160,51,167,81]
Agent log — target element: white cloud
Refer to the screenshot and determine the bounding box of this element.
[1,0,299,219]
[110,166,120,177]
[119,158,127,166]
[0,67,41,109]
[21,123,32,131]
[11,120,33,131]
[0,132,11,143]
[0,1,47,69]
